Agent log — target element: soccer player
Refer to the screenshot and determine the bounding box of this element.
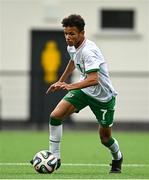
[46,14,123,173]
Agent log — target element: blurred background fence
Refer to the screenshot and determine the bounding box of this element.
[0,0,149,130]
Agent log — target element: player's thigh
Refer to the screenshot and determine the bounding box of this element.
[89,97,116,128]
[51,99,77,119]
[93,108,115,127]
[63,90,88,112]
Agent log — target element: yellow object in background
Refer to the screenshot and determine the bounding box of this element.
[41,41,61,83]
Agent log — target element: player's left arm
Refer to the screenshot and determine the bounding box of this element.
[61,71,99,91]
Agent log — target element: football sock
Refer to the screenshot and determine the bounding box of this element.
[49,117,63,159]
[104,137,122,160]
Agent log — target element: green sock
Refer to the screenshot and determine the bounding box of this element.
[105,138,122,160]
[49,117,62,126]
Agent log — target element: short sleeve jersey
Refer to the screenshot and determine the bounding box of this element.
[67,39,117,102]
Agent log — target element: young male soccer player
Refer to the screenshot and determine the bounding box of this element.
[33,14,123,173]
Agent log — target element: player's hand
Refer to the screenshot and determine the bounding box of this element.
[46,82,64,94]
[61,83,72,91]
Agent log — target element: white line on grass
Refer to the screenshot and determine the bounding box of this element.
[0,162,149,167]
[1,179,149,180]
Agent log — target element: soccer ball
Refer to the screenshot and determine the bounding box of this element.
[32,150,58,174]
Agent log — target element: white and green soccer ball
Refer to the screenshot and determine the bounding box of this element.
[32,150,58,174]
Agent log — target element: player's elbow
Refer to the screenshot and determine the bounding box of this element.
[87,72,99,86]
[93,80,99,86]
[90,77,99,85]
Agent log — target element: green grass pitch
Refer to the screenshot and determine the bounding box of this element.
[0,130,149,179]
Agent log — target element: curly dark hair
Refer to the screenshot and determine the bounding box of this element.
[61,14,85,32]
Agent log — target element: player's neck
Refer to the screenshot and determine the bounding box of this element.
[75,37,86,50]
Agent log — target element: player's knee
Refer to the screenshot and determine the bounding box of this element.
[100,136,110,146]
[50,111,58,119]
[50,109,63,119]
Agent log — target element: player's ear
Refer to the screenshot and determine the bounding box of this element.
[81,30,85,35]
[80,30,85,36]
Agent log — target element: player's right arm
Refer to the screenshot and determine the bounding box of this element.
[46,60,75,94]
[58,60,75,82]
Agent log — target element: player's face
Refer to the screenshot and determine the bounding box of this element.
[64,26,84,48]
